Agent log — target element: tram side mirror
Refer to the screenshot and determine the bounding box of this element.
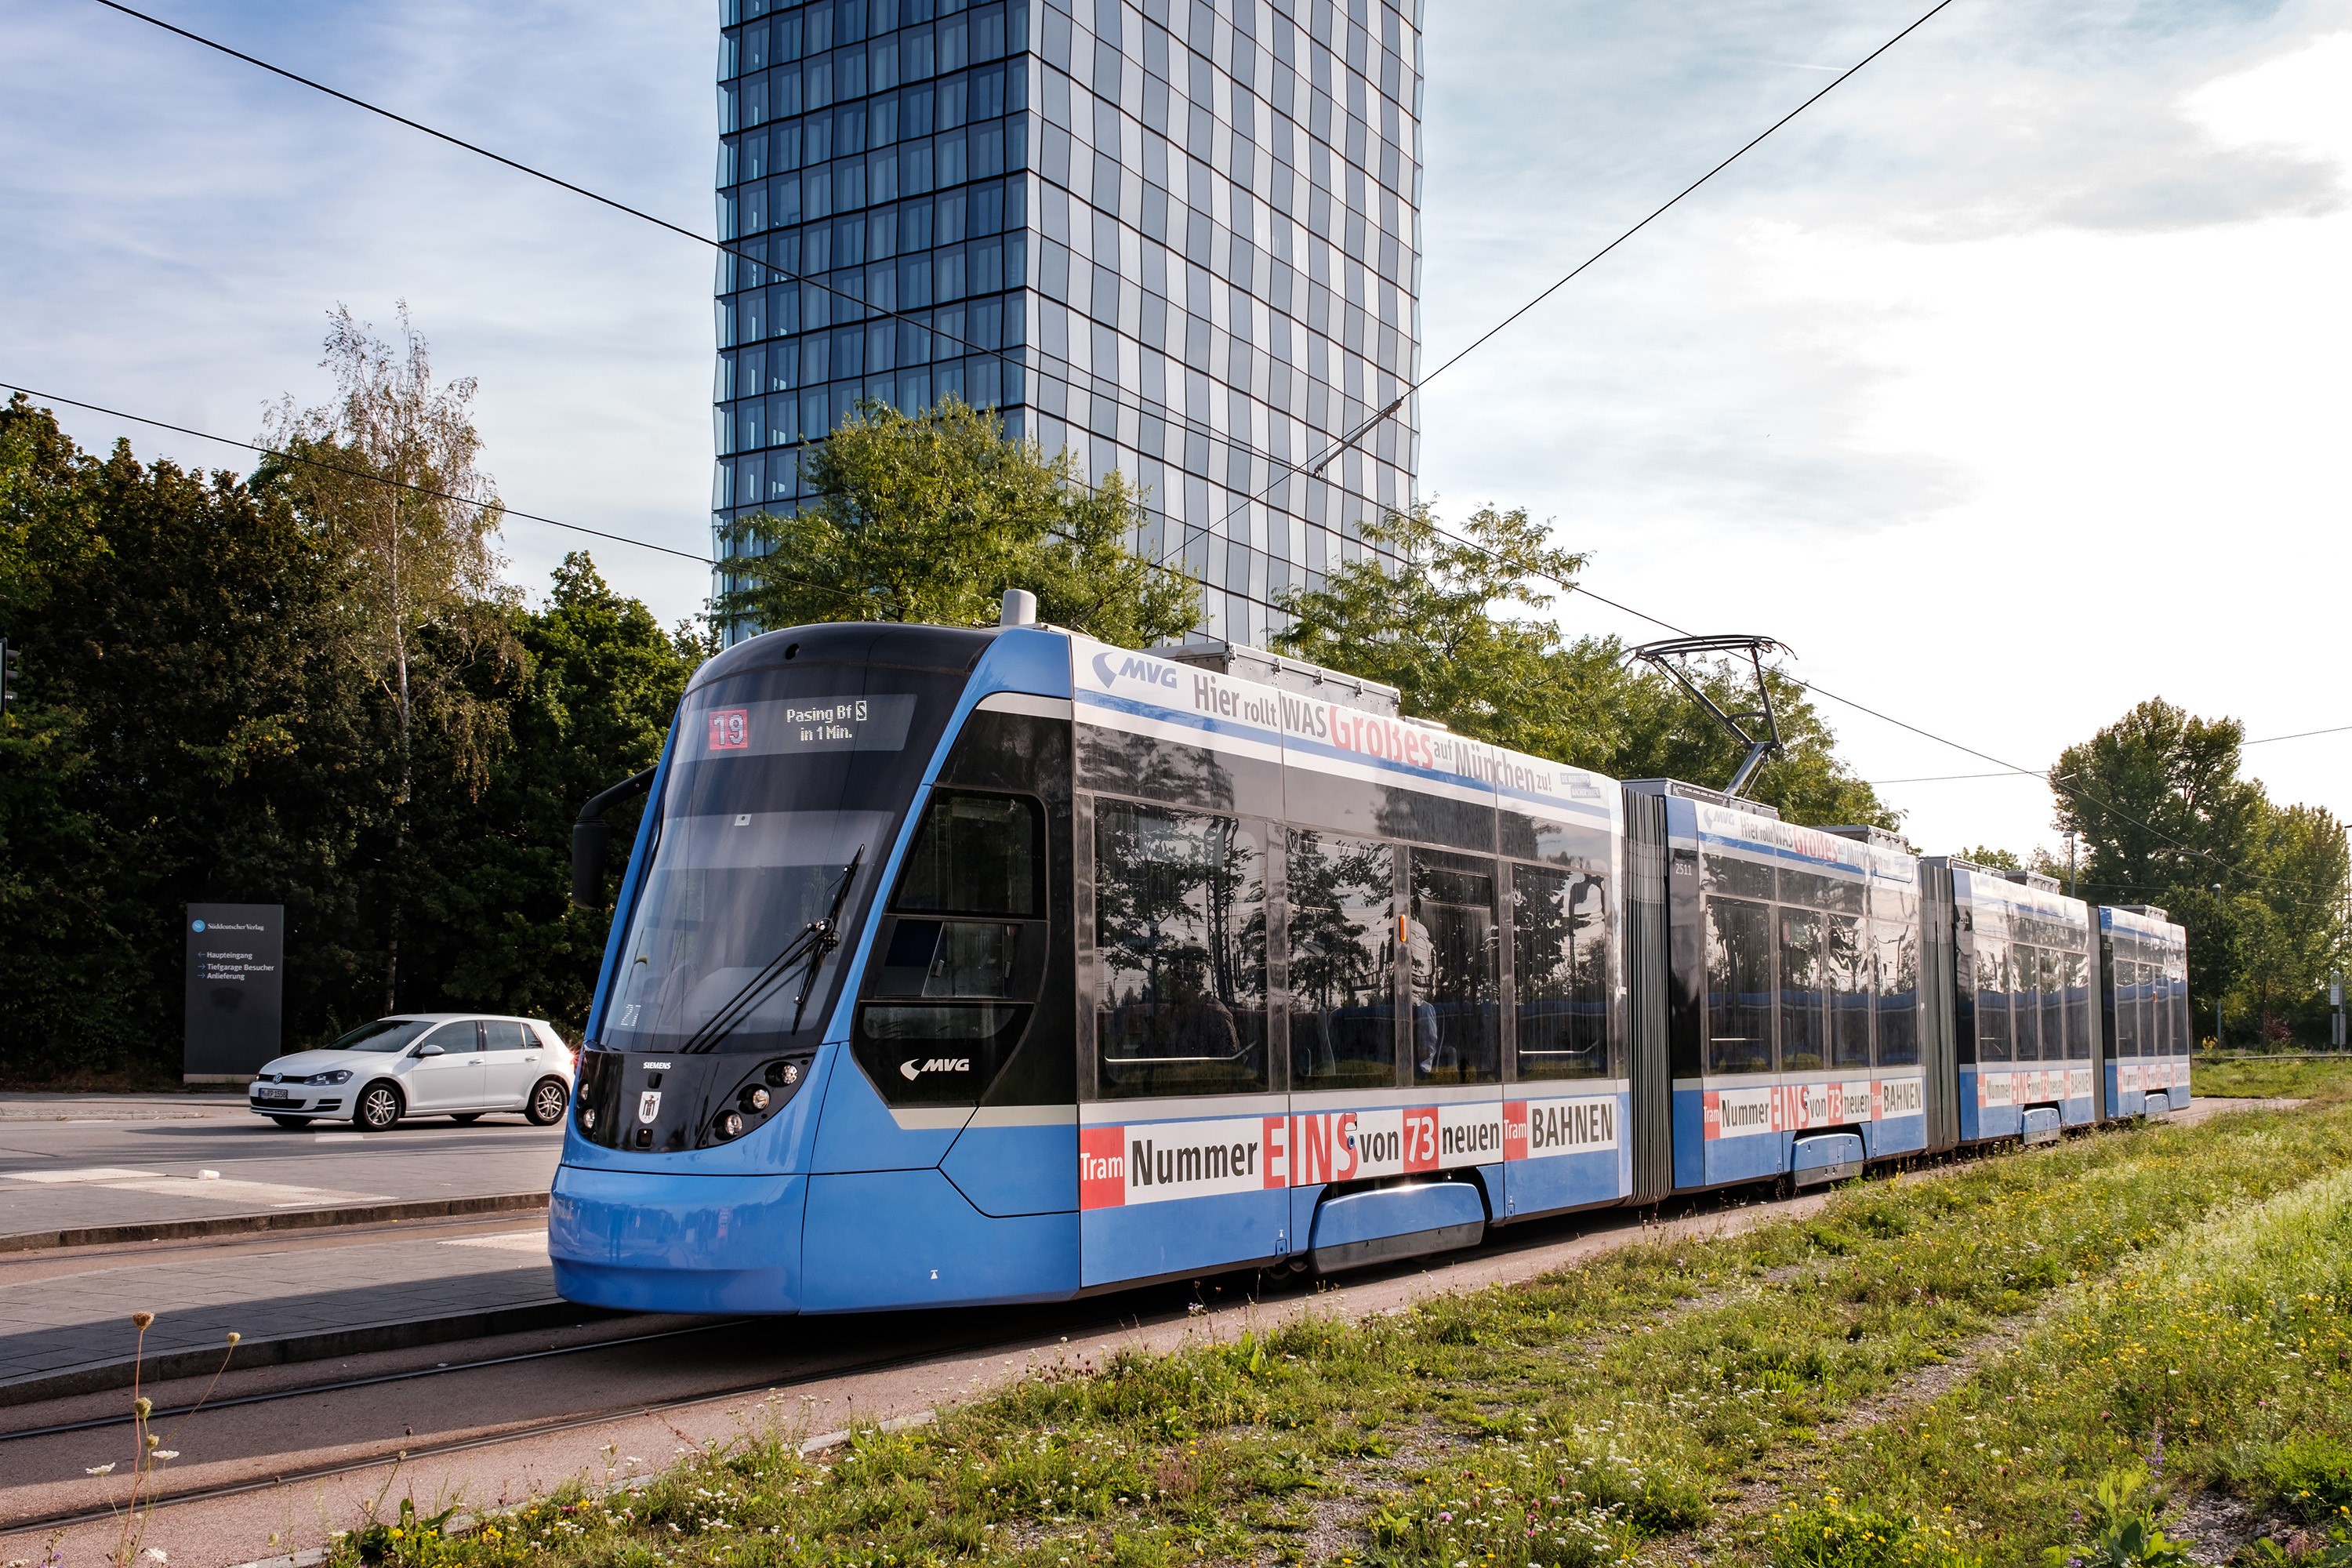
[572,767,659,910]
[572,819,612,909]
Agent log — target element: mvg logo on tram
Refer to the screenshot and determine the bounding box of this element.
[1091,651,1178,689]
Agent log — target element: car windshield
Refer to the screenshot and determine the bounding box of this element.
[326,1018,437,1054]
[601,655,967,1054]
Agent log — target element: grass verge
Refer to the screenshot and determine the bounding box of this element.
[1737,1137,2352,1566]
[327,1101,2352,1568]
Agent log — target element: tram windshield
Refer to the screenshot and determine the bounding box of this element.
[601,655,968,1054]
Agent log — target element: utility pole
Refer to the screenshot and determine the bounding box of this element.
[0,637,17,717]
[2332,972,2344,1052]
[2066,832,2078,897]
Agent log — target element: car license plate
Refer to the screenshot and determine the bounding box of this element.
[258,1087,290,1102]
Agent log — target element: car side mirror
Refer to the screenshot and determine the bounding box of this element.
[415,1043,445,1058]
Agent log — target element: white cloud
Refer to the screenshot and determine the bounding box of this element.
[1419,1,2352,856]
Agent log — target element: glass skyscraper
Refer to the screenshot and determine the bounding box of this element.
[712,0,1423,648]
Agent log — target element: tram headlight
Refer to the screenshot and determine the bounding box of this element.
[764,1059,802,1089]
[743,1086,771,1112]
[719,1111,746,1138]
[583,1109,597,1130]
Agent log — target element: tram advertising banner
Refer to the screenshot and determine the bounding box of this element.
[1078,1094,1621,1210]
[1700,1076,1928,1139]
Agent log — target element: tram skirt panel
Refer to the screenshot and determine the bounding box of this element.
[800,1169,1080,1310]
[550,1167,808,1315]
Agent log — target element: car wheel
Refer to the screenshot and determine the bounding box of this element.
[525,1077,569,1127]
[450,1112,483,1124]
[270,1115,313,1130]
[356,1083,403,1131]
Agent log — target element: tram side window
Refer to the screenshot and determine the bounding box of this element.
[2040,947,2067,1062]
[1777,913,1827,1072]
[1411,850,1500,1086]
[1512,864,1611,1081]
[895,790,1043,914]
[1831,914,1874,1069]
[1093,800,1269,1098]
[1976,932,2011,1062]
[2010,943,2042,1062]
[2173,959,2191,1056]
[2126,949,2145,1062]
[1705,897,1774,1074]
[1875,917,1920,1067]
[1287,830,1397,1090]
[2064,947,2091,1060]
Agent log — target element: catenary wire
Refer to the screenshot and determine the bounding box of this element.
[1,380,715,566]
[1109,0,1965,604]
[63,6,2325,903]
[82,0,1326,505]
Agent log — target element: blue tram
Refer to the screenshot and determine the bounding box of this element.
[548,620,2190,1316]
[2100,905,2193,1118]
[1942,863,2100,1145]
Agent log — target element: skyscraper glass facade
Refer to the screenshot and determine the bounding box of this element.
[713,0,1422,648]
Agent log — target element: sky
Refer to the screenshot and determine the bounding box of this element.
[2,0,2347,862]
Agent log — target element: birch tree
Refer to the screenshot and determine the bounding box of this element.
[262,303,519,1011]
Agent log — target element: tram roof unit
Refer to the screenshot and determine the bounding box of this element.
[1152,638,1403,720]
[1622,778,1782,820]
[1821,824,1917,855]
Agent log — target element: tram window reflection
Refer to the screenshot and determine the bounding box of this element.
[1287,830,1397,1090]
[1510,864,1611,1081]
[1705,897,1774,1074]
[1777,912,1827,1072]
[1976,932,2010,1062]
[1829,913,1873,1069]
[2010,944,2042,1062]
[2065,947,2092,1060]
[893,789,1042,914]
[1410,851,1499,1085]
[1875,918,1919,1067]
[2114,956,2140,1058]
[2040,947,2067,1062]
[1092,800,1269,1098]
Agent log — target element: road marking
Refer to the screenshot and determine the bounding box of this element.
[1,1167,156,1184]
[440,1231,549,1253]
[314,1133,367,1142]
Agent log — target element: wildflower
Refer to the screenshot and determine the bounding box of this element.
[152,1451,179,1461]
[131,1312,154,1330]
[132,1397,152,1420]
[85,1464,116,1476]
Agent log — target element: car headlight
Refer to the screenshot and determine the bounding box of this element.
[302,1069,353,1086]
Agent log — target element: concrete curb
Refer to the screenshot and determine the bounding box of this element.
[0,1189,550,1254]
[0,1298,615,1409]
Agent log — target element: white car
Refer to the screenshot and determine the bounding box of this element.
[248,1014,576,1131]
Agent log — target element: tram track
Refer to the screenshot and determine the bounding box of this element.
[0,1334,994,1535]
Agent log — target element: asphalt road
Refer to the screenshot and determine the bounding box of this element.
[0,1094,564,1241]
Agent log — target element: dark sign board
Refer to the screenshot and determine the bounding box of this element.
[183,903,285,1082]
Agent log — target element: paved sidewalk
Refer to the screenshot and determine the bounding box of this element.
[0,1223,564,1395]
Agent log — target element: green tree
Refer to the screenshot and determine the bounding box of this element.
[0,395,383,1074]
[401,554,707,1034]
[1272,505,1892,829]
[718,397,1196,645]
[2051,698,2348,1040]
[260,303,521,1011]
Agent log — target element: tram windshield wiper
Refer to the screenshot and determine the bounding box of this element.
[677,846,864,1054]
